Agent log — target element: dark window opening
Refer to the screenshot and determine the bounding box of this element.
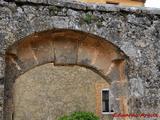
[102,90,109,112]
[102,89,114,113]
[106,1,119,5]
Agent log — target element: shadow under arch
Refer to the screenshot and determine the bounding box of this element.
[4,29,128,120]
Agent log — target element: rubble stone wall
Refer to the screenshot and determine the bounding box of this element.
[0,0,160,119]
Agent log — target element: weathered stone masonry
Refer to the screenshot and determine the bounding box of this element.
[0,0,160,119]
[4,29,128,120]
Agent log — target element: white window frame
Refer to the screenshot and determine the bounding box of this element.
[101,89,114,115]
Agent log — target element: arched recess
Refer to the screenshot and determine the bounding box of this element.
[4,29,128,120]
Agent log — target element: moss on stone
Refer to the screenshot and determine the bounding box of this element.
[48,6,61,16]
[80,13,97,25]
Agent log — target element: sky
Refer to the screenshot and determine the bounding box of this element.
[145,0,160,8]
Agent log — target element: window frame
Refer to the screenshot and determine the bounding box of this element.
[101,89,114,115]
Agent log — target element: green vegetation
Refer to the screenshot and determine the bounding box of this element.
[80,13,104,28]
[80,13,97,24]
[48,6,61,16]
[58,112,100,120]
[83,14,93,24]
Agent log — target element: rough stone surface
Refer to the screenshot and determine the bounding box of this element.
[0,0,160,119]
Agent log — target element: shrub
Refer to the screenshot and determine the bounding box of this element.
[58,111,100,120]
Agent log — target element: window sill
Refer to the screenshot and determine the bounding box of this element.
[102,112,114,115]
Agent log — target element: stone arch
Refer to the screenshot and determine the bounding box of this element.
[4,29,128,120]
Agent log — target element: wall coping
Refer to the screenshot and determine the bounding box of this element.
[2,0,160,15]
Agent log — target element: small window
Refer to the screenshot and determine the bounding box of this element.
[102,89,114,114]
[106,1,119,5]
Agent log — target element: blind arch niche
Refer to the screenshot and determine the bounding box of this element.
[4,29,128,120]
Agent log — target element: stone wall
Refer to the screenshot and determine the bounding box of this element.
[0,0,160,120]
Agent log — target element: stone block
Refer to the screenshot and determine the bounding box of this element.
[105,63,120,83]
[31,34,54,65]
[0,56,5,79]
[110,81,128,98]
[7,38,38,73]
[54,36,78,65]
[106,59,127,83]
[78,35,118,79]
[111,99,121,113]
